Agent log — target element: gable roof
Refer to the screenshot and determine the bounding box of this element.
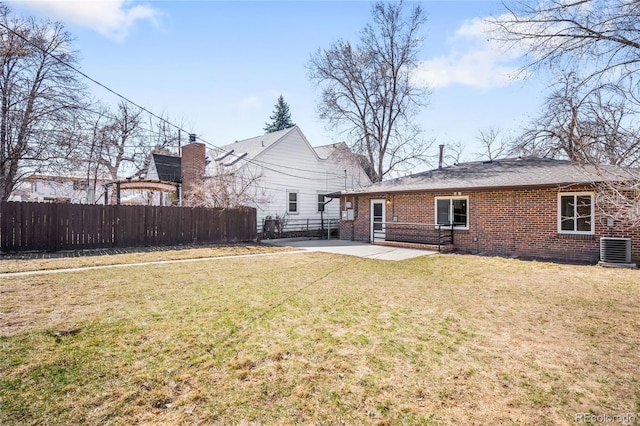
[342,157,634,195]
[213,126,299,165]
[151,153,181,182]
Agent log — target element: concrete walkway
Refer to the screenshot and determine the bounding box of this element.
[0,240,437,278]
[265,238,437,261]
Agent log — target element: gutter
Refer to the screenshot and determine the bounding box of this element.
[328,181,601,197]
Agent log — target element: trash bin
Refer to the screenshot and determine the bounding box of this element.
[263,218,277,239]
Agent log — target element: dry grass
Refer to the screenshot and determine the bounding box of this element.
[0,243,292,274]
[1,251,639,425]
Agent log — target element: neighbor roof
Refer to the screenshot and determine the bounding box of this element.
[152,154,181,182]
[313,142,350,159]
[340,157,634,195]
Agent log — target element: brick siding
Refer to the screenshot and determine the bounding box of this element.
[340,188,640,264]
[181,143,206,199]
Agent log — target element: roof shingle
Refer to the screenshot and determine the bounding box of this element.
[343,157,632,195]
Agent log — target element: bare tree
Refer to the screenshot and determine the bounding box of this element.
[475,127,509,161]
[491,1,640,165]
[183,167,266,209]
[77,103,111,203]
[490,1,640,225]
[0,5,88,201]
[511,72,640,166]
[489,0,640,87]
[308,1,430,182]
[94,101,145,181]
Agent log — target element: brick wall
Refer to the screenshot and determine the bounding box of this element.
[340,188,640,264]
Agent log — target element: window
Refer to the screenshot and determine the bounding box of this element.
[287,191,298,213]
[558,193,594,234]
[317,193,325,212]
[73,180,88,191]
[435,197,468,228]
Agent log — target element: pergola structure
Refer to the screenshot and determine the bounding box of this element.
[103,178,181,205]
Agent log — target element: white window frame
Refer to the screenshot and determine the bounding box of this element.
[287,190,299,214]
[557,192,595,235]
[434,196,469,230]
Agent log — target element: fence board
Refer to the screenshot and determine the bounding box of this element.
[0,202,256,253]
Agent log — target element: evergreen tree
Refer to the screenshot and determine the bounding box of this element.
[264,95,295,133]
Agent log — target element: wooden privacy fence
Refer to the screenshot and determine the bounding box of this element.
[0,202,257,253]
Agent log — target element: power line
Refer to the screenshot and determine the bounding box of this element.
[0,20,360,184]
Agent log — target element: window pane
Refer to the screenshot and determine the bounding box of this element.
[288,192,297,212]
[373,203,382,217]
[560,196,575,231]
[576,195,592,232]
[317,194,325,212]
[452,199,467,226]
[436,199,450,225]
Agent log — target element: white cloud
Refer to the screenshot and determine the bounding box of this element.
[413,16,525,89]
[19,1,161,41]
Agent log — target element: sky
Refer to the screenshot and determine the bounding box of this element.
[7,0,550,166]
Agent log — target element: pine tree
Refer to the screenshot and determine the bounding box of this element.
[264,95,295,133]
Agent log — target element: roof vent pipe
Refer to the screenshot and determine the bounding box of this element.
[438,144,445,170]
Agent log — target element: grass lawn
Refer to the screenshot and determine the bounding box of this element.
[1,250,639,425]
[0,243,292,274]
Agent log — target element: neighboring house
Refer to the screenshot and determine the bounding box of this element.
[8,154,182,206]
[9,174,107,204]
[140,153,182,206]
[335,157,640,264]
[198,126,371,231]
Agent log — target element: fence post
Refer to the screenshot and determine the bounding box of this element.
[0,202,5,252]
[49,203,59,252]
[113,205,118,248]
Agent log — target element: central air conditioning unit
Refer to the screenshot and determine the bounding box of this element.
[599,237,632,264]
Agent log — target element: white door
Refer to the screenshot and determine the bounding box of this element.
[370,199,386,242]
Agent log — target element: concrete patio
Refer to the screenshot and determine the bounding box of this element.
[264,238,438,261]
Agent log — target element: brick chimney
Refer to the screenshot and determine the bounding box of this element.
[181,142,206,202]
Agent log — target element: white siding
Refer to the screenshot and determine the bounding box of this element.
[210,127,371,231]
[9,178,106,204]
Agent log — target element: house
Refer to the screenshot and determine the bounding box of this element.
[335,157,640,265]
[9,174,108,204]
[193,126,372,233]
[9,153,182,206]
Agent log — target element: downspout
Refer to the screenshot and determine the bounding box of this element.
[322,197,335,239]
[352,196,356,241]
